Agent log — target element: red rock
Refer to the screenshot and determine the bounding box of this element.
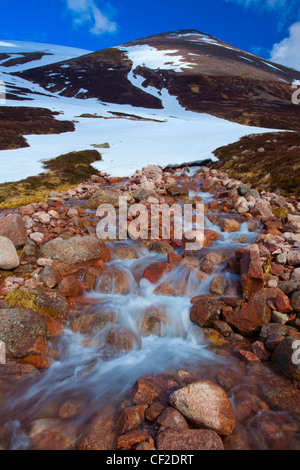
[203,328,228,346]
[219,218,241,233]
[170,381,235,436]
[117,430,151,450]
[132,376,164,405]
[85,266,104,291]
[14,337,49,358]
[19,355,50,369]
[259,323,300,351]
[45,317,63,336]
[239,349,261,363]
[0,214,27,248]
[190,296,222,327]
[271,263,285,277]
[168,252,183,265]
[252,341,271,361]
[204,229,219,247]
[117,405,147,434]
[19,205,35,216]
[41,236,112,264]
[143,262,170,284]
[156,407,189,430]
[276,289,293,314]
[145,402,165,421]
[223,291,271,336]
[202,177,217,193]
[240,244,264,300]
[0,308,49,356]
[157,429,224,450]
[58,276,84,298]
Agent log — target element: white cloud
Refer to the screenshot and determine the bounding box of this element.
[270,22,300,70]
[225,0,300,24]
[226,0,291,9]
[66,0,117,35]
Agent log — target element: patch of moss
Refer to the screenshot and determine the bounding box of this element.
[263,257,273,277]
[5,288,36,310]
[0,149,102,209]
[213,132,300,196]
[91,142,110,149]
[272,206,290,219]
[5,288,61,320]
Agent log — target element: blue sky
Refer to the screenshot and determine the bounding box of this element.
[1,0,300,68]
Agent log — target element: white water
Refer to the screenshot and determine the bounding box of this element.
[0,179,262,448]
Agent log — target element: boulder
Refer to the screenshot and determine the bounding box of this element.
[0,214,27,248]
[84,189,120,209]
[41,236,112,264]
[0,236,20,270]
[0,309,49,356]
[169,381,235,436]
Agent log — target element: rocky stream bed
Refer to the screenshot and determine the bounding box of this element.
[0,163,300,450]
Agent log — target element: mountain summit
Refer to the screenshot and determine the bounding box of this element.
[15,29,300,129]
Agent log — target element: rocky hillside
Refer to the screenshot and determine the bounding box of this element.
[17,30,300,129]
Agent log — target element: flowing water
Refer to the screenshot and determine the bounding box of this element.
[1,173,300,450]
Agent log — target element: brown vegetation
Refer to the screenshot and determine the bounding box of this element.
[0,106,75,150]
[0,149,102,208]
[213,131,300,196]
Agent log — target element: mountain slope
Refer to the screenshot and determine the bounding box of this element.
[0,40,91,72]
[16,30,300,129]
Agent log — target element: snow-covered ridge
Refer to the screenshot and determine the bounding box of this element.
[0,40,91,72]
